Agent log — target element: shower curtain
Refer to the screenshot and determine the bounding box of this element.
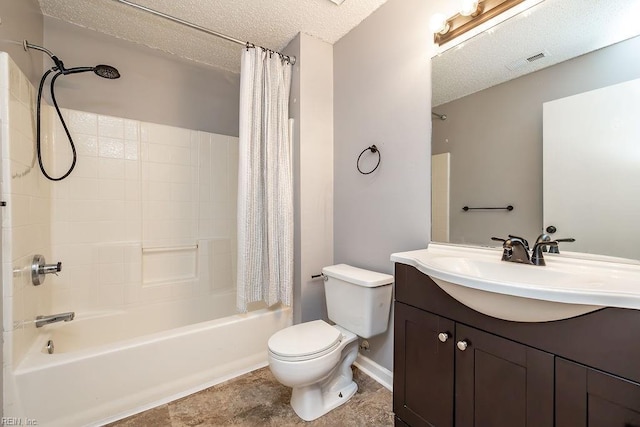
[237,47,293,312]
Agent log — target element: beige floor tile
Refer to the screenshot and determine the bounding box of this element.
[108,367,393,426]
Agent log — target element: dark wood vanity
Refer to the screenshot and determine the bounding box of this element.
[393,263,640,427]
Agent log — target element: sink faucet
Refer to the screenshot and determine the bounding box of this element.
[493,234,576,266]
[35,312,75,328]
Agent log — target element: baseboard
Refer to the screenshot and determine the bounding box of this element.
[354,354,393,391]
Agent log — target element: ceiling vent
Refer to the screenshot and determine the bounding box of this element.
[506,49,551,71]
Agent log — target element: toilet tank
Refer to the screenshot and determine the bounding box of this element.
[321,264,393,339]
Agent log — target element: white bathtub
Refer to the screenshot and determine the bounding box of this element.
[10,295,292,426]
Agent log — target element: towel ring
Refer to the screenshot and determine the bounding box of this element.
[357,145,381,175]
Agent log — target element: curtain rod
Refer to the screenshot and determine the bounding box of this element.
[113,0,296,65]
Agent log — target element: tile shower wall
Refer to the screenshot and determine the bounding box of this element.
[49,109,238,314]
[1,54,53,376]
[1,52,237,415]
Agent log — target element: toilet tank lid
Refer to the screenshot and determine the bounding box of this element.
[322,264,393,288]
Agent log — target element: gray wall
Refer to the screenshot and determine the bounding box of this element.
[43,17,240,136]
[0,0,43,85]
[334,0,432,371]
[432,35,640,246]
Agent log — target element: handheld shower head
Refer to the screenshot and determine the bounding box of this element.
[94,65,120,79]
[63,65,121,79]
[23,40,121,182]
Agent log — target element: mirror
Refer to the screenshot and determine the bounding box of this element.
[431,0,640,260]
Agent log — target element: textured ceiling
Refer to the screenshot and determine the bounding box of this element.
[433,0,640,106]
[37,0,640,103]
[37,0,389,72]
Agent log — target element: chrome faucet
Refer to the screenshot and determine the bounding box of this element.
[35,312,75,328]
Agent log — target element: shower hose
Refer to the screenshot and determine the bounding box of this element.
[36,69,77,181]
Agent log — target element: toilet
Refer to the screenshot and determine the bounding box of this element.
[267,264,393,421]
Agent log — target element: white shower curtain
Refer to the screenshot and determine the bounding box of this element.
[237,48,293,312]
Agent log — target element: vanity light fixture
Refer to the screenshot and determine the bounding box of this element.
[432,0,526,46]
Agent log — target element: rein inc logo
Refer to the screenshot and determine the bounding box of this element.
[1,418,38,426]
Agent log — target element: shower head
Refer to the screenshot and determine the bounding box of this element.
[59,65,121,79]
[24,40,120,79]
[94,64,120,79]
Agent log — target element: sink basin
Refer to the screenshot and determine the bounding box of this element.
[391,243,640,322]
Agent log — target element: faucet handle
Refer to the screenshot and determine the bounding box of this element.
[548,238,575,254]
[491,237,507,243]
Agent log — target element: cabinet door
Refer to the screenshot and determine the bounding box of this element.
[455,324,554,427]
[394,302,455,427]
[556,358,640,427]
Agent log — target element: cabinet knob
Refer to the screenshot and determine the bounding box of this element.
[457,340,469,351]
[438,332,450,342]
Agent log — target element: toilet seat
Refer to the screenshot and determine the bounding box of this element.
[268,320,342,362]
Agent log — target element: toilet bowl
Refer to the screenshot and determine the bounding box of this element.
[267,264,393,421]
[268,320,359,421]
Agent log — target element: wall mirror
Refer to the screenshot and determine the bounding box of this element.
[431,0,640,261]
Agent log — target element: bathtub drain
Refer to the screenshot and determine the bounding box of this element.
[46,339,54,354]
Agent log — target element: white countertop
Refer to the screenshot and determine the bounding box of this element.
[391,243,640,315]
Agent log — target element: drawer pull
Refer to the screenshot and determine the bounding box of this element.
[438,332,450,343]
[457,340,469,351]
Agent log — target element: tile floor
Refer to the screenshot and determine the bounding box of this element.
[107,366,393,426]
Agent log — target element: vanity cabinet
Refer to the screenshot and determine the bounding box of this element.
[394,303,553,427]
[393,263,640,427]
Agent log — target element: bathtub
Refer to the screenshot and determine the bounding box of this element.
[10,294,292,426]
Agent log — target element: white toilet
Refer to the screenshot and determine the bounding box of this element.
[267,264,393,421]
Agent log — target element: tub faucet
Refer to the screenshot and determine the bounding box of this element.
[35,312,75,328]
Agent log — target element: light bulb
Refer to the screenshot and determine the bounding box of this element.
[429,13,449,34]
[459,0,480,16]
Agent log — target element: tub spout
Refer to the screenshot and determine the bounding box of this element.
[35,312,75,328]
